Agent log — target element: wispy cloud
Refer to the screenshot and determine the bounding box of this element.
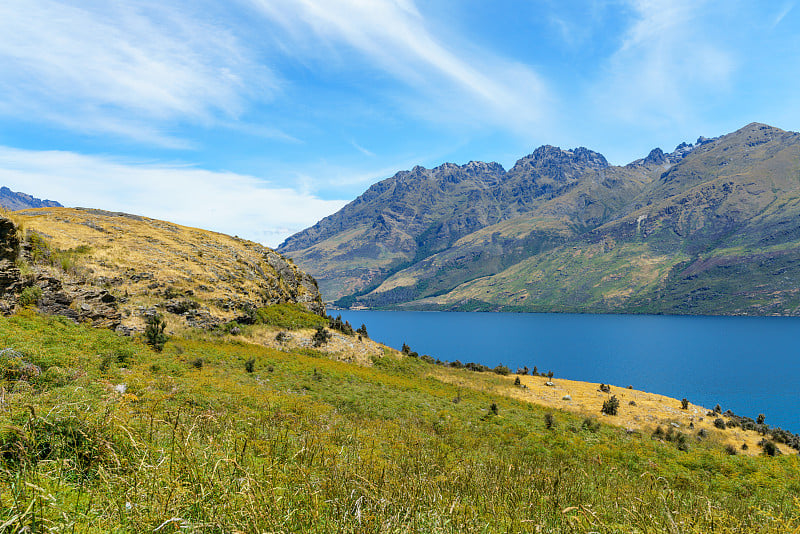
[0,146,347,247]
[594,0,735,126]
[771,2,795,28]
[0,0,276,146]
[246,0,552,134]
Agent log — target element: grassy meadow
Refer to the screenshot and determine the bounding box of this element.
[1,310,799,533]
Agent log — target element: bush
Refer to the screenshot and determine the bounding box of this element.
[724,444,737,455]
[582,417,600,432]
[245,358,255,373]
[762,441,779,457]
[328,315,354,335]
[514,376,521,386]
[275,331,290,343]
[714,404,722,414]
[19,286,42,307]
[144,313,168,352]
[757,414,765,425]
[544,413,555,429]
[714,418,726,430]
[493,365,511,376]
[191,358,203,369]
[356,324,368,338]
[681,398,689,410]
[312,326,332,348]
[601,395,619,416]
[490,402,499,415]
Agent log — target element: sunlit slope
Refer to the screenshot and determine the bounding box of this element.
[8,207,324,330]
[1,311,799,532]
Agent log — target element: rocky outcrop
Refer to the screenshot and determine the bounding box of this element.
[0,217,21,296]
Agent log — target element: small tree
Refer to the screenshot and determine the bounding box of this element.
[356,324,369,338]
[490,402,499,415]
[681,398,689,410]
[312,326,332,347]
[401,343,411,355]
[145,313,168,352]
[757,413,766,425]
[514,376,521,386]
[601,395,619,416]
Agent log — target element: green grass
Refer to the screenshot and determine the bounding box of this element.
[250,303,328,330]
[1,311,799,532]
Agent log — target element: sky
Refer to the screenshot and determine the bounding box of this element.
[1,0,799,247]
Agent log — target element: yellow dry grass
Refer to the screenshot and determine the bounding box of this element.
[429,367,789,456]
[9,207,317,329]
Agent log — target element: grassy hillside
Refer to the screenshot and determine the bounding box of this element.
[3,207,324,332]
[1,311,799,532]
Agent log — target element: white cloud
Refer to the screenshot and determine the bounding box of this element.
[594,0,735,126]
[246,0,552,134]
[0,0,276,145]
[0,146,347,247]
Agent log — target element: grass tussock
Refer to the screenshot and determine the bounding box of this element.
[0,311,798,532]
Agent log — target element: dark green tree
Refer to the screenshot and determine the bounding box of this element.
[144,313,168,352]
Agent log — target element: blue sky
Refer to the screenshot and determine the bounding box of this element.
[1,0,798,246]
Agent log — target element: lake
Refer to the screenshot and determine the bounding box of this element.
[338,310,800,433]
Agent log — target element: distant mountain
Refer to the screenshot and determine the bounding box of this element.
[0,186,62,211]
[278,123,800,316]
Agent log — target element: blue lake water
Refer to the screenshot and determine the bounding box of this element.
[338,311,800,433]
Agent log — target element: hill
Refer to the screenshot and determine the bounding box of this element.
[2,310,799,532]
[278,123,800,315]
[0,186,62,211]
[1,204,798,531]
[0,207,324,332]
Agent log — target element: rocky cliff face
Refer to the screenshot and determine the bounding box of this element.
[0,187,62,211]
[2,208,325,331]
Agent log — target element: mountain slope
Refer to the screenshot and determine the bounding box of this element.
[280,123,800,315]
[1,207,324,331]
[0,186,62,210]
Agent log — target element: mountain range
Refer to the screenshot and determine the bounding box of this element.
[278,123,800,315]
[0,186,62,211]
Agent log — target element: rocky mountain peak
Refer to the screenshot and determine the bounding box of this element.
[644,148,667,165]
[510,145,609,174]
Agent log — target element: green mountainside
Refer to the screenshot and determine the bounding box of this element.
[278,123,800,315]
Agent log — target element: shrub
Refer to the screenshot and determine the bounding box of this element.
[275,331,290,343]
[490,402,499,415]
[356,324,368,338]
[401,343,411,355]
[676,433,689,452]
[19,286,42,307]
[713,418,726,430]
[653,426,664,439]
[714,404,722,414]
[245,358,255,373]
[757,414,765,425]
[328,315,354,335]
[517,366,529,375]
[724,444,737,455]
[599,383,611,393]
[144,313,168,352]
[601,395,619,416]
[514,376,521,386]
[493,365,511,376]
[532,366,538,376]
[681,398,689,410]
[544,413,555,429]
[762,441,779,457]
[312,326,332,348]
[191,358,203,369]
[582,417,600,432]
